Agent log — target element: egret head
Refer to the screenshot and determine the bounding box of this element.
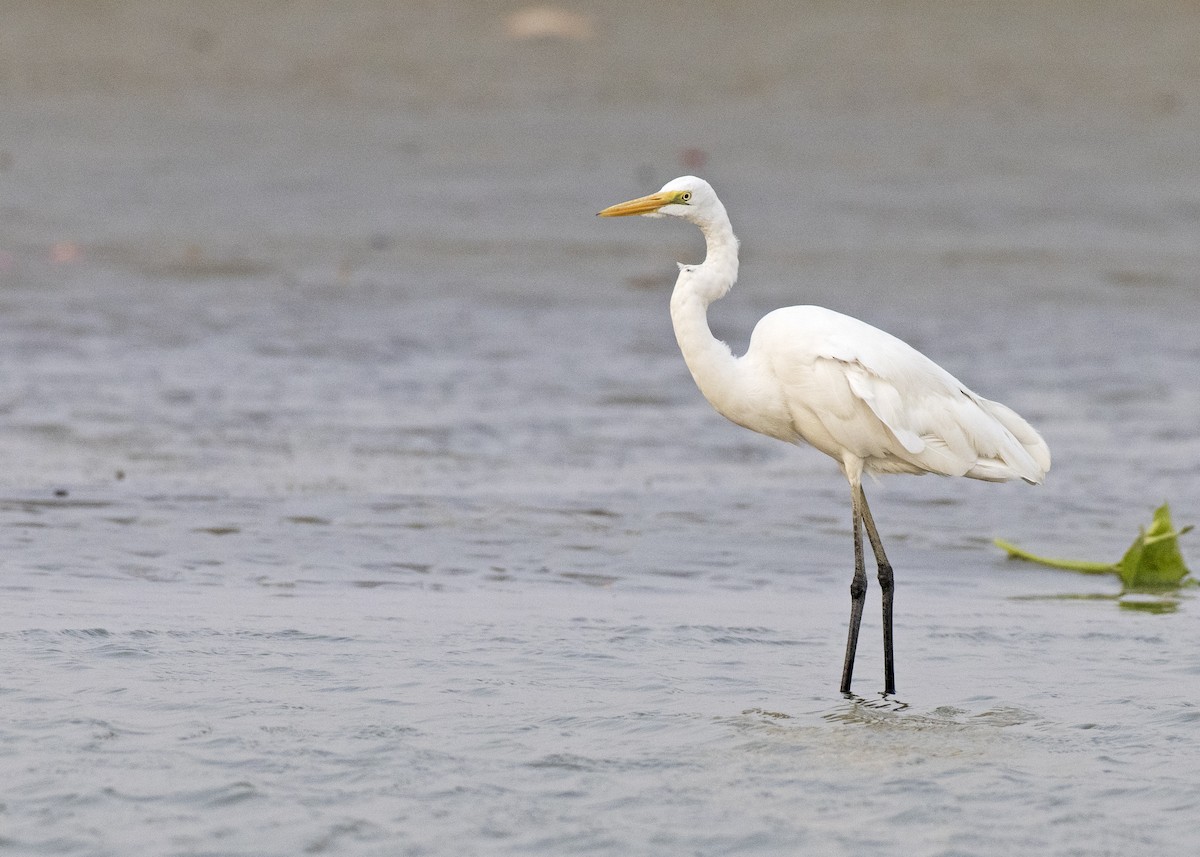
[598,175,720,225]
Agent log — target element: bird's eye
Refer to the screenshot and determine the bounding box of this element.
[681,191,692,202]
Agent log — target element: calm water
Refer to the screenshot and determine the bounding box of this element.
[2,2,1200,855]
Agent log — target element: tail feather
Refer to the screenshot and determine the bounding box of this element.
[971,396,1051,484]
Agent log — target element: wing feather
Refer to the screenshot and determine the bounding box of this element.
[750,306,1050,483]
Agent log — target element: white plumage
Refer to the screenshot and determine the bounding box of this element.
[745,304,1050,483]
[600,175,1050,695]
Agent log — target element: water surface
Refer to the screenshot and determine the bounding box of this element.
[2,2,1199,855]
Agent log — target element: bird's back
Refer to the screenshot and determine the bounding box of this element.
[739,305,1050,483]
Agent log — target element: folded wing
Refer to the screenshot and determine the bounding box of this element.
[752,306,1051,483]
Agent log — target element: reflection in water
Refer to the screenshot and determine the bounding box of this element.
[2,1,1200,855]
[1012,591,1188,614]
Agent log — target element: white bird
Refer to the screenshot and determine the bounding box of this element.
[599,176,1050,695]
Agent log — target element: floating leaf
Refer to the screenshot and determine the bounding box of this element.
[995,503,1193,593]
[1114,504,1193,589]
[991,541,1116,575]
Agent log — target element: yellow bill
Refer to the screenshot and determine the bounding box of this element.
[597,189,689,217]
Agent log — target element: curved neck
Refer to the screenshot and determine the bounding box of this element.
[669,211,742,414]
[696,205,739,294]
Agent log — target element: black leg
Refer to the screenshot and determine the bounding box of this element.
[839,486,868,694]
[859,488,896,695]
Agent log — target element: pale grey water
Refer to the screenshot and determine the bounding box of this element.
[2,2,1200,855]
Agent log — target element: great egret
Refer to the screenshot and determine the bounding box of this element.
[599,176,1050,695]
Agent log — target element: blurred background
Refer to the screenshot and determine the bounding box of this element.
[2,0,1200,501]
[4,4,1200,856]
[1,0,1197,504]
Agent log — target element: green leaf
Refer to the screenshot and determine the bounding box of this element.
[994,503,1193,594]
[992,539,1117,574]
[1115,505,1193,590]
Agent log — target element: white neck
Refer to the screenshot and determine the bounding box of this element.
[668,209,743,418]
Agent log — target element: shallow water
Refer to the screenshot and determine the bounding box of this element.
[2,2,1200,855]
